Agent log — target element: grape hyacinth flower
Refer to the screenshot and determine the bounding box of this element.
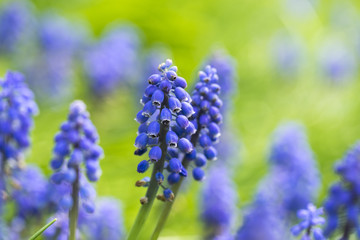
[150,65,225,239]
[134,59,195,200]
[83,25,140,97]
[23,13,86,100]
[0,71,38,209]
[49,100,103,240]
[267,122,320,216]
[128,59,195,239]
[11,165,48,219]
[291,203,325,240]
[236,194,288,240]
[0,1,33,53]
[188,65,223,181]
[0,71,38,166]
[201,165,237,239]
[323,142,360,239]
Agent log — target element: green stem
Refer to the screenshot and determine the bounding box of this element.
[151,124,201,239]
[29,218,57,240]
[69,166,79,240]
[127,96,169,240]
[150,161,189,240]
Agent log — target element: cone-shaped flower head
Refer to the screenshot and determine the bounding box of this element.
[0,71,38,164]
[134,59,195,201]
[201,165,237,239]
[267,122,320,216]
[188,65,222,181]
[49,100,102,213]
[323,142,360,238]
[291,203,325,240]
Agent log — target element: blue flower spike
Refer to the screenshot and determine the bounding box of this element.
[134,59,195,203]
[187,65,223,181]
[323,142,360,239]
[49,100,103,240]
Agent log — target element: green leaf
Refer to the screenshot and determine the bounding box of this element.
[28,218,57,240]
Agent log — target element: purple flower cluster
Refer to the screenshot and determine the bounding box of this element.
[11,165,49,219]
[236,194,288,240]
[0,71,38,165]
[24,14,83,100]
[135,59,195,201]
[83,25,140,96]
[323,142,360,238]
[267,122,320,215]
[50,100,102,213]
[0,1,33,53]
[189,65,222,181]
[291,203,325,240]
[201,165,237,239]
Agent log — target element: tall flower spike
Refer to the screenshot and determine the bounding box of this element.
[323,142,360,239]
[49,100,103,239]
[291,203,326,240]
[134,58,194,199]
[0,71,38,213]
[201,165,237,239]
[188,65,223,181]
[149,65,225,240]
[267,122,320,216]
[0,71,38,165]
[128,59,194,240]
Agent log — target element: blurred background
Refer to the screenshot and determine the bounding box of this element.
[1,0,360,238]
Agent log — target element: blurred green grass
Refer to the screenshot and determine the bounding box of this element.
[19,0,360,238]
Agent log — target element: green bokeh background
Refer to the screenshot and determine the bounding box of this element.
[4,0,360,238]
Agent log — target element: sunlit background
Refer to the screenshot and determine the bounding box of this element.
[1,0,360,238]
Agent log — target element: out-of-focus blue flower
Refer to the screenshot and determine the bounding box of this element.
[135,59,195,201]
[81,198,124,240]
[267,122,320,216]
[188,65,223,180]
[201,165,237,239]
[11,165,48,220]
[83,24,141,97]
[0,71,38,165]
[323,142,360,239]
[24,13,86,100]
[270,32,303,78]
[318,39,356,84]
[49,100,102,213]
[0,1,33,53]
[236,194,288,240]
[291,203,325,240]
